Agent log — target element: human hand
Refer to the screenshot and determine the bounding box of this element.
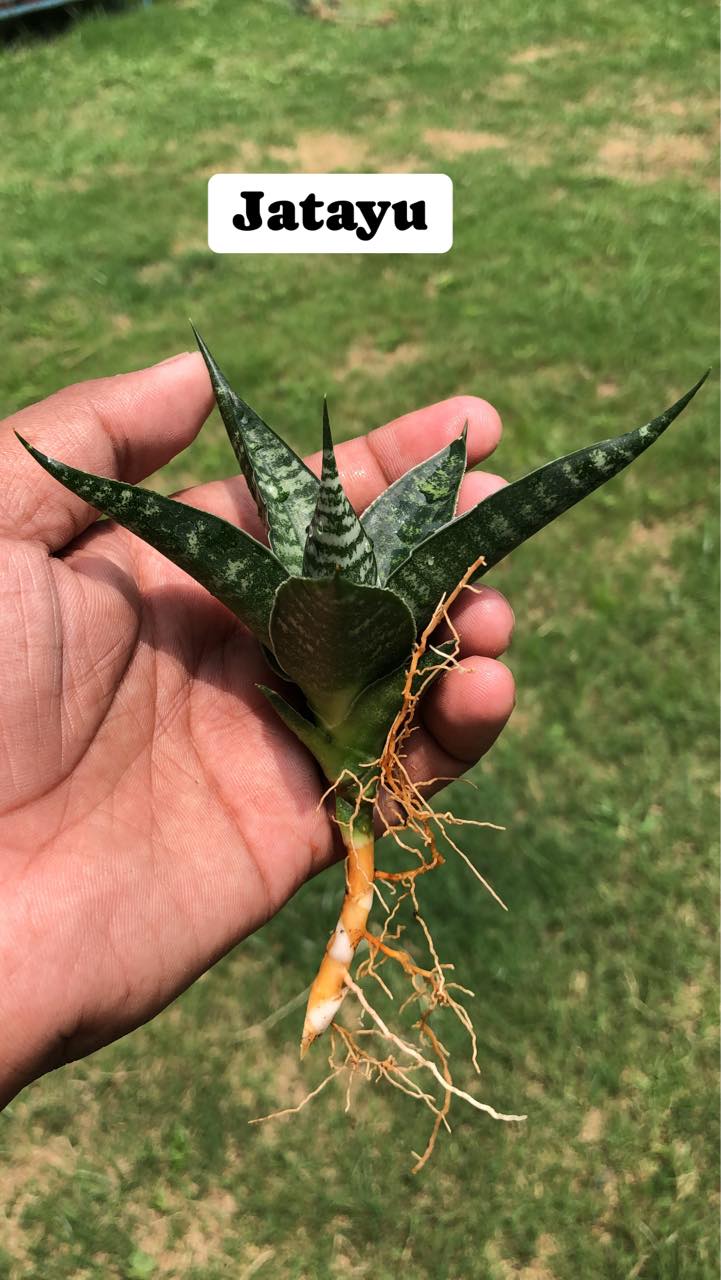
[0,353,515,1105]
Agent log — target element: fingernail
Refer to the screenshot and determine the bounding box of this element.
[154,351,192,367]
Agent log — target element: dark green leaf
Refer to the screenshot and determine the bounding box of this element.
[269,575,414,726]
[388,375,709,631]
[260,641,455,784]
[362,428,467,582]
[302,401,377,585]
[193,327,318,575]
[16,437,287,646]
[336,640,457,762]
[257,685,347,782]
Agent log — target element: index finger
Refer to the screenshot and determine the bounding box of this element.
[307,396,503,512]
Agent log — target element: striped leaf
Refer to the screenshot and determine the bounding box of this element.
[361,428,467,582]
[302,401,377,585]
[269,575,415,727]
[388,374,708,632]
[193,327,318,575]
[16,437,287,647]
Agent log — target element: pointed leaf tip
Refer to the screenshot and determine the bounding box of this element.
[20,439,287,646]
[388,375,708,631]
[321,398,334,471]
[303,400,377,584]
[361,429,467,582]
[193,330,319,575]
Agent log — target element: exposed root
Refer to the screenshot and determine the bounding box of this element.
[351,554,522,1161]
[300,798,375,1057]
[249,1066,344,1124]
[260,555,524,1168]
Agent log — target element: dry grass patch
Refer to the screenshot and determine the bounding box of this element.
[579,1106,604,1143]
[631,84,718,124]
[132,1185,244,1276]
[423,127,509,156]
[137,261,174,286]
[171,229,206,256]
[0,1132,79,1266]
[487,71,526,99]
[335,336,424,380]
[593,128,713,185]
[422,126,551,170]
[486,1231,560,1279]
[509,42,587,65]
[269,131,371,171]
[625,513,700,563]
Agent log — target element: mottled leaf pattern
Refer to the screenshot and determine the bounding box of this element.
[388,375,708,631]
[362,428,467,583]
[338,640,457,759]
[16,438,287,646]
[269,575,414,726]
[302,401,377,585]
[193,327,318,575]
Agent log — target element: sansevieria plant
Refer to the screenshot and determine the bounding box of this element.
[16,334,707,1153]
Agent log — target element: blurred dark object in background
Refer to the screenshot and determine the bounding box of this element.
[0,0,148,20]
[0,0,148,44]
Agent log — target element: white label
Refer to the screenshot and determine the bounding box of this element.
[208,173,453,254]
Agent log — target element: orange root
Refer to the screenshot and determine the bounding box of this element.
[300,804,375,1057]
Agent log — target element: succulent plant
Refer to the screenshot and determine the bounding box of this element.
[16,337,707,1062]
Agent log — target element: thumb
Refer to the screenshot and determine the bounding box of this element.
[0,352,213,551]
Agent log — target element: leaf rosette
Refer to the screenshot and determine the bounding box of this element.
[17,333,707,787]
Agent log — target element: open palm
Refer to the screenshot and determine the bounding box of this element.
[0,352,515,1106]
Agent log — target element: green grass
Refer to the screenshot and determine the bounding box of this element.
[0,1,718,1277]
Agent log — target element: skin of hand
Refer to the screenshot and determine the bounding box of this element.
[0,352,515,1108]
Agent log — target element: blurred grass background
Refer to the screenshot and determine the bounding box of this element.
[0,1,718,1277]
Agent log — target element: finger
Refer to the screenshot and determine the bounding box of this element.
[0,352,213,550]
[456,468,508,513]
[308,395,503,512]
[421,656,516,763]
[438,585,516,660]
[376,656,515,833]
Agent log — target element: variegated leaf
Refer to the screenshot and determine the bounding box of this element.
[388,374,708,631]
[336,639,457,761]
[269,575,414,727]
[193,327,318,575]
[16,437,287,646]
[302,400,377,585]
[362,428,467,583]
